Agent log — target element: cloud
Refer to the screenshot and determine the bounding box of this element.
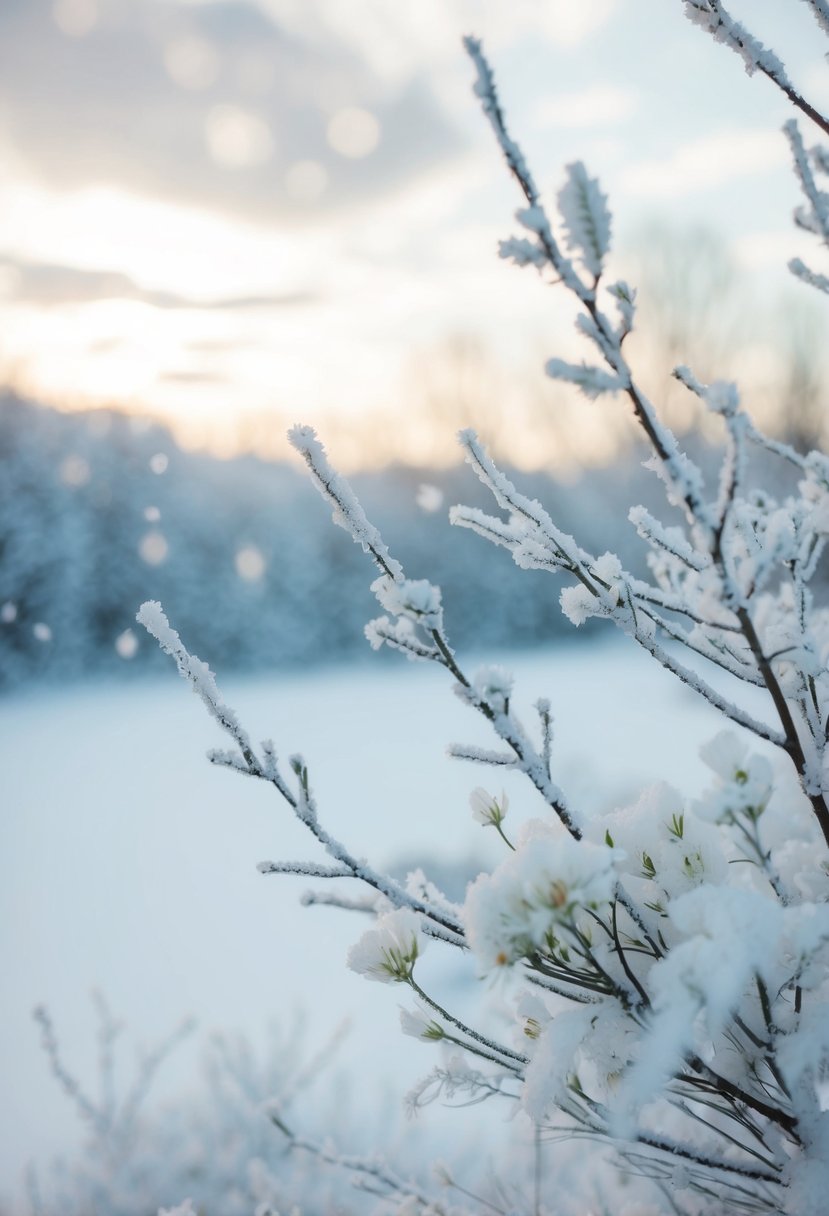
[472,0,617,50]
[0,255,319,310]
[534,84,638,129]
[619,129,788,198]
[0,0,466,226]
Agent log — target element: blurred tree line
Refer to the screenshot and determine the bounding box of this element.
[1,224,825,688]
[0,391,636,688]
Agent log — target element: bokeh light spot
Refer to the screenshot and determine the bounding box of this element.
[416,484,444,513]
[52,0,97,38]
[326,108,380,159]
[115,628,139,659]
[60,454,91,487]
[235,545,266,581]
[205,105,274,169]
[139,530,169,566]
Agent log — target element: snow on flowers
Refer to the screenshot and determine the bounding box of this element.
[463,823,617,971]
[347,907,425,984]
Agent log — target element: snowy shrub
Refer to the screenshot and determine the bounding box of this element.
[140,6,829,1214]
[30,997,376,1216]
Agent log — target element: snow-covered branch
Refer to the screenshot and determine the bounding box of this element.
[135,13,829,1215]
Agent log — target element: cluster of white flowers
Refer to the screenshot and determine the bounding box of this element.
[694,730,774,823]
[464,827,617,971]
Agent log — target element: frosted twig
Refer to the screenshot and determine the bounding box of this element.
[458,429,779,728]
[464,44,715,531]
[637,606,762,687]
[288,426,582,837]
[634,1132,782,1185]
[137,602,259,772]
[801,0,829,37]
[269,1114,440,1210]
[683,0,829,138]
[744,415,808,470]
[288,425,402,581]
[635,630,785,744]
[140,603,467,941]
[628,504,709,572]
[784,120,829,242]
[789,257,829,296]
[91,989,122,1135]
[119,1017,196,1139]
[535,698,553,776]
[447,743,518,767]
[33,1005,101,1131]
[299,889,378,913]
[208,748,256,775]
[408,978,527,1071]
[464,41,829,849]
[285,756,465,939]
[257,860,353,879]
[462,35,589,301]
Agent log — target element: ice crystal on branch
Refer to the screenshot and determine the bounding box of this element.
[557,161,612,281]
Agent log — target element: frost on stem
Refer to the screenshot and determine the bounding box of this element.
[136,601,257,769]
[683,0,829,139]
[683,0,791,83]
[802,0,829,37]
[287,424,402,581]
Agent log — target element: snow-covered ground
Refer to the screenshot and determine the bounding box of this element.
[1,635,767,1211]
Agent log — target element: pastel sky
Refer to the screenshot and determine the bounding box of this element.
[0,0,826,467]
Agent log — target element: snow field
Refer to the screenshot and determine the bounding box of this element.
[1,636,742,1209]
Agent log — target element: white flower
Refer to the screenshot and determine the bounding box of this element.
[463,832,617,971]
[400,1001,444,1040]
[599,782,727,896]
[416,483,444,513]
[699,730,748,781]
[696,731,773,823]
[469,787,509,827]
[347,907,424,984]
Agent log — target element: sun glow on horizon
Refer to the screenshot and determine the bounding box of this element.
[0,0,824,476]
